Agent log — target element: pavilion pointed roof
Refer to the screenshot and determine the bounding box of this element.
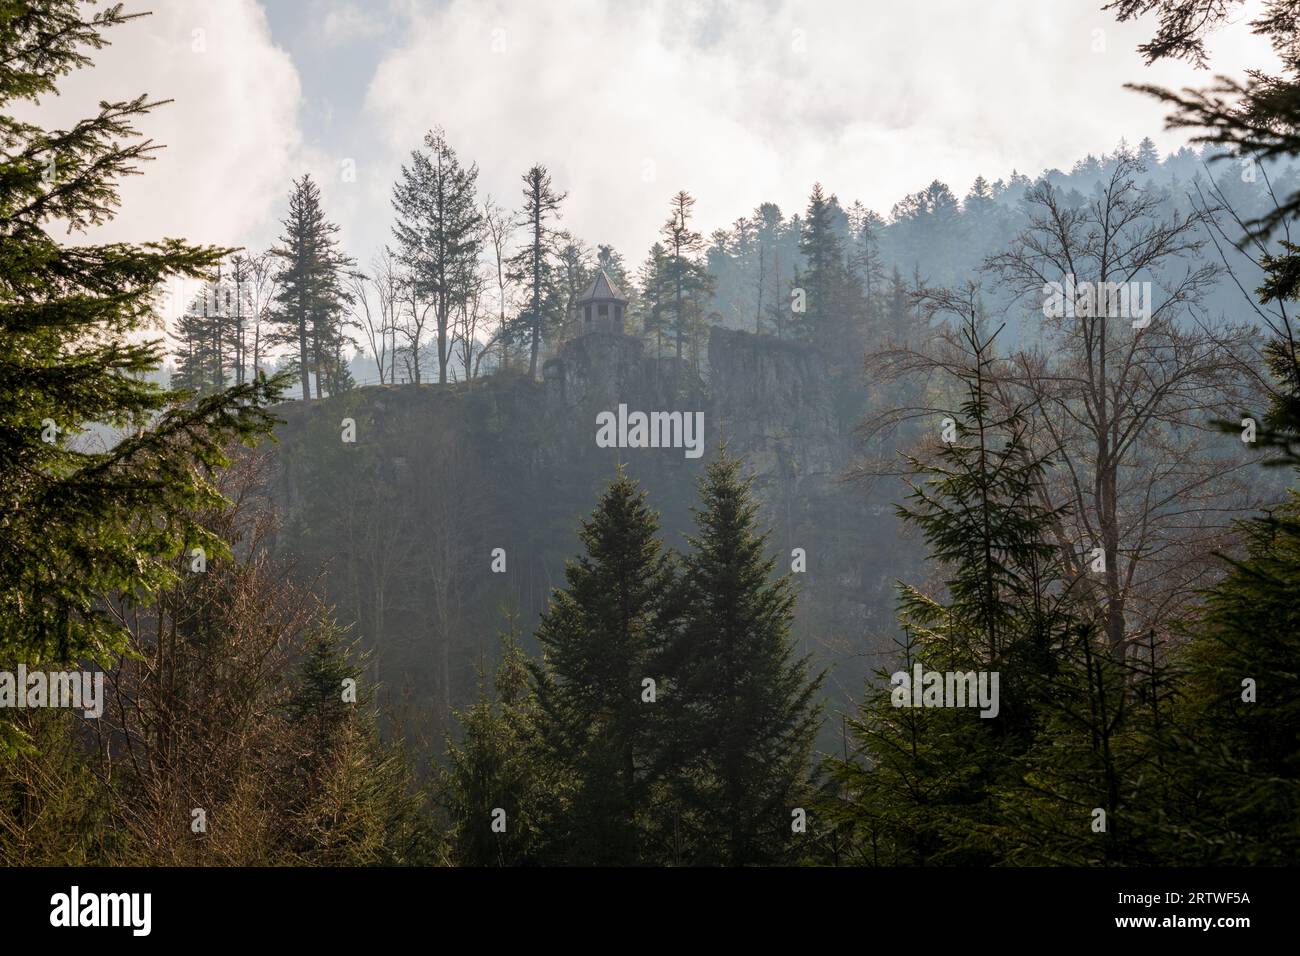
[578,269,627,304]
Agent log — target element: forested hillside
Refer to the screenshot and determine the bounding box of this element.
[2,0,1299,871]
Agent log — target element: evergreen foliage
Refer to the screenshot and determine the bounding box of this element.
[659,451,822,865]
[529,470,674,864]
[0,0,285,671]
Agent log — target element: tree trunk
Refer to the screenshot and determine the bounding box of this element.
[529,225,541,380]
[297,307,310,402]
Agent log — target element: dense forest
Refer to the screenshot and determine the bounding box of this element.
[2,0,1299,870]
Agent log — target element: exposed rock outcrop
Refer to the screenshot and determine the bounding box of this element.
[268,324,916,743]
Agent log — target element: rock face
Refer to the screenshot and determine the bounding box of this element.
[706,326,843,503]
[269,324,916,742]
[543,330,702,413]
[540,326,843,493]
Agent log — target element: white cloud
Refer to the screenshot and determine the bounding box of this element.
[360,0,1278,260]
[317,1,390,47]
[20,0,1280,306]
[21,0,303,314]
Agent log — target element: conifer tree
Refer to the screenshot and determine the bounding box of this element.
[1136,136,1160,170]
[507,164,566,379]
[638,242,671,355]
[659,190,713,367]
[1146,244,1300,864]
[831,308,1078,864]
[795,184,847,343]
[885,267,912,342]
[1111,0,1300,239]
[1002,618,1149,865]
[270,174,354,400]
[0,1,283,670]
[390,128,483,385]
[442,620,554,866]
[228,253,251,384]
[284,625,431,866]
[530,470,675,864]
[287,627,362,759]
[660,451,822,865]
[170,287,214,394]
[171,276,238,394]
[751,202,786,336]
[556,235,592,327]
[1157,493,1300,864]
[850,207,886,309]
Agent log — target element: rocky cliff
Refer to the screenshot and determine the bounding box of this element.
[268,326,917,740]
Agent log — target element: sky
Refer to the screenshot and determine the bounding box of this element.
[30,0,1280,316]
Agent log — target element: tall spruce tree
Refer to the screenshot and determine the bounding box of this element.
[530,470,674,865]
[1000,617,1151,865]
[638,241,671,355]
[270,174,354,400]
[660,451,823,865]
[795,183,847,345]
[659,190,712,368]
[441,620,554,866]
[752,202,785,336]
[507,164,566,379]
[390,128,483,385]
[283,625,430,866]
[0,1,283,671]
[831,308,1079,864]
[850,206,886,312]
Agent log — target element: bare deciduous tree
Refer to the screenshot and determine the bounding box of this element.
[244,251,279,382]
[483,196,516,371]
[397,270,434,385]
[451,266,494,384]
[863,155,1265,654]
[348,249,403,385]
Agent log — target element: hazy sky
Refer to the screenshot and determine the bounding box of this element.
[34,0,1279,313]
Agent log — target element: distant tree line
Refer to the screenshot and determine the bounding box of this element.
[3,0,1299,869]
